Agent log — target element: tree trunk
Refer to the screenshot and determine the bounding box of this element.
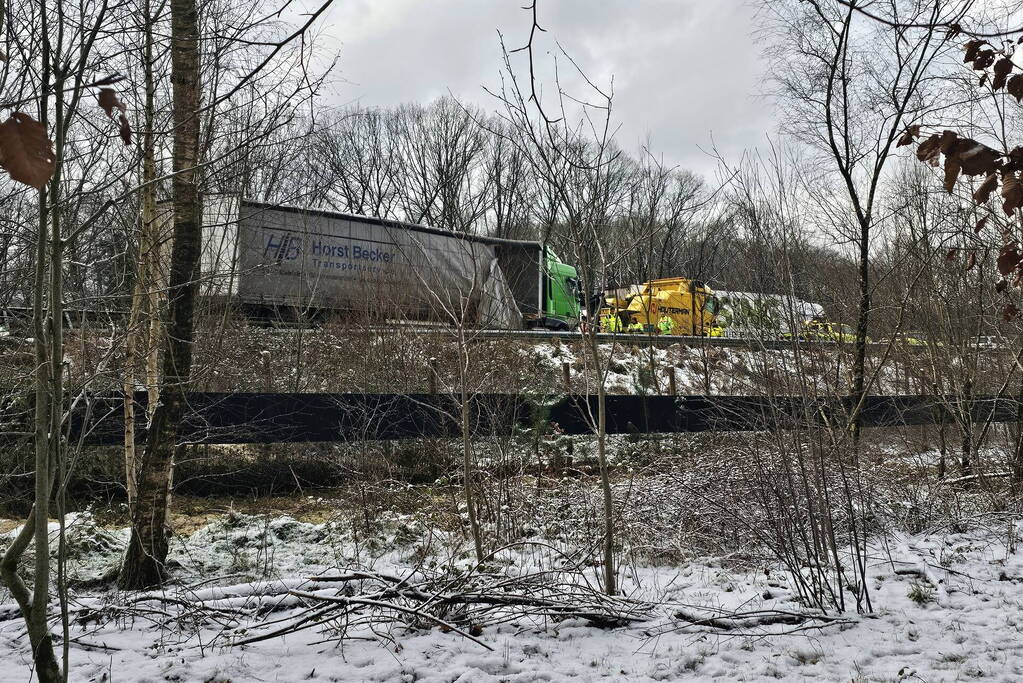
[123,0,161,511]
[588,334,616,596]
[1012,376,1023,485]
[850,219,869,447]
[18,28,67,677]
[0,162,65,683]
[461,388,484,562]
[459,332,484,563]
[960,380,974,477]
[119,0,201,590]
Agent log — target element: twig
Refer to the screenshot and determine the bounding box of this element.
[288,589,494,651]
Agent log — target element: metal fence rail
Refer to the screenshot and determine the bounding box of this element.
[64,392,1019,445]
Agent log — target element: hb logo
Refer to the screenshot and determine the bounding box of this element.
[263,233,301,262]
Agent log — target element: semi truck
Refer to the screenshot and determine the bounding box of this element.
[194,197,581,329]
[597,277,716,335]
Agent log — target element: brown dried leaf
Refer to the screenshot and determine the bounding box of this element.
[939,136,999,194]
[980,72,989,87]
[939,130,958,154]
[966,251,978,270]
[993,57,1014,90]
[974,173,999,204]
[118,113,131,146]
[964,40,986,63]
[998,244,1023,276]
[1009,74,1023,101]
[1005,304,1020,322]
[974,216,988,233]
[97,88,126,119]
[897,125,920,147]
[1006,147,1023,172]
[944,155,961,193]
[91,74,124,87]
[946,248,958,261]
[973,48,996,70]
[997,279,1009,293]
[0,113,56,189]
[1003,171,1023,214]
[952,140,1002,176]
[917,134,942,166]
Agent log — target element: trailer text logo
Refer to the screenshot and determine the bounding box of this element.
[262,232,395,273]
[263,233,301,262]
[310,239,394,264]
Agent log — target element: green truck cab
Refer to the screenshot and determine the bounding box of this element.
[535,248,580,330]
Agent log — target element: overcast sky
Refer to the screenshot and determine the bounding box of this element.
[314,0,775,178]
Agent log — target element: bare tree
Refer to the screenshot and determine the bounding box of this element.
[123,0,168,513]
[0,0,130,677]
[487,1,643,595]
[119,0,203,589]
[389,98,493,232]
[117,0,335,588]
[764,0,963,443]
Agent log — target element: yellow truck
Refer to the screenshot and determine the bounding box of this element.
[599,277,716,336]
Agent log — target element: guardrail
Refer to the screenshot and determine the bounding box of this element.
[0,306,1007,353]
[287,327,856,350]
[471,329,828,350]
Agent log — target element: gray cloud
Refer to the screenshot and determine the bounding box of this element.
[316,0,774,177]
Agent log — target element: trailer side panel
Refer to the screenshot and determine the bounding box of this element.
[234,203,524,328]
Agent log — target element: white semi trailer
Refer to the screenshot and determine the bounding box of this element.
[710,290,824,339]
[189,197,581,329]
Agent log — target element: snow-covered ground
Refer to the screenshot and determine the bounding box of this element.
[3,502,1023,682]
[520,341,884,396]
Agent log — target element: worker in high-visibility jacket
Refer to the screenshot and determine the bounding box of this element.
[658,316,676,336]
[627,320,644,334]
[604,314,622,333]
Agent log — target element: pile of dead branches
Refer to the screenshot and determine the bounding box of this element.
[223,543,653,651]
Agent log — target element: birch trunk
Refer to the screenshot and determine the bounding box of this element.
[122,0,161,511]
[119,0,201,590]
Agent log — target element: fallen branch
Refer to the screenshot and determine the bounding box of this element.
[288,589,494,651]
[673,608,853,630]
[939,471,1011,485]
